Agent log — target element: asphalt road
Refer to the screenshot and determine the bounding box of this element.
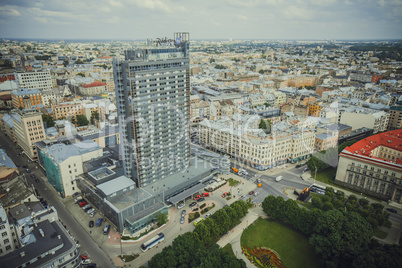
[0,132,115,268]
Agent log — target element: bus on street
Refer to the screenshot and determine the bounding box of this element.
[140,233,165,252]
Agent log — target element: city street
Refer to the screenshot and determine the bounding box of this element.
[0,132,115,268]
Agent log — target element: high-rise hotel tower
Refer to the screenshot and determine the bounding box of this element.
[113,33,191,187]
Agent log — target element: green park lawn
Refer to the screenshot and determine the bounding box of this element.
[241,218,320,268]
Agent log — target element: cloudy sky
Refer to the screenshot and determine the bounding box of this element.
[0,0,401,40]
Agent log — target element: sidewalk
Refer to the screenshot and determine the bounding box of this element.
[217,207,265,268]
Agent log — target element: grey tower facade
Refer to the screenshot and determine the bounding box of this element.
[113,33,191,188]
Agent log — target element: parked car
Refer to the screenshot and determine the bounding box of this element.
[89,221,94,228]
[189,202,197,208]
[96,218,103,227]
[35,179,40,183]
[103,225,110,235]
[205,213,211,218]
[194,195,201,201]
[84,206,92,212]
[26,169,31,173]
[82,204,91,210]
[72,192,79,197]
[81,255,88,260]
[296,164,302,168]
[180,217,185,224]
[87,208,95,214]
[177,202,185,209]
[90,211,97,218]
[249,191,255,195]
[386,208,397,213]
[181,210,186,217]
[197,197,205,202]
[201,192,209,197]
[79,202,88,207]
[30,174,35,178]
[83,259,92,264]
[22,165,28,168]
[221,192,228,198]
[254,192,259,196]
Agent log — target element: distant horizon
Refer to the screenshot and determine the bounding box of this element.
[1,37,402,43]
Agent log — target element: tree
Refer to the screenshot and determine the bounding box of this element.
[90,110,99,125]
[156,212,168,227]
[259,119,267,130]
[75,59,85,64]
[63,60,69,67]
[322,201,334,211]
[75,114,89,126]
[210,58,215,63]
[148,232,246,268]
[310,210,373,267]
[258,69,265,75]
[71,116,76,125]
[312,197,323,209]
[42,114,54,128]
[77,72,85,77]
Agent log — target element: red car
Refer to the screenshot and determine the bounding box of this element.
[194,195,201,201]
[79,201,88,207]
[221,192,227,198]
[202,193,209,197]
[249,191,255,195]
[81,255,88,260]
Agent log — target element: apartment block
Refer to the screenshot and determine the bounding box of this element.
[1,114,16,143]
[0,205,17,256]
[335,129,402,203]
[10,88,43,109]
[340,110,389,134]
[51,102,84,120]
[388,106,402,130]
[0,204,81,268]
[11,111,46,160]
[191,101,210,124]
[199,115,315,170]
[37,141,103,198]
[307,101,323,117]
[315,133,338,151]
[14,71,53,91]
[78,81,107,96]
[41,85,72,107]
[272,91,286,106]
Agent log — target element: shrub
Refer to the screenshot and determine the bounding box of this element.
[200,203,206,209]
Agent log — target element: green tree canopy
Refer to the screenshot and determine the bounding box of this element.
[42,114,54,128]
[90,110,99,125]
[75,114,89,126]
[309,210,373,267]
[156,212,168,227]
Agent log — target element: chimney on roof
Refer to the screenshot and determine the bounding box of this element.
[39,229,44,237]
[20,251,25,257]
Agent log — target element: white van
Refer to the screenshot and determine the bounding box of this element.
[275,176,283,182]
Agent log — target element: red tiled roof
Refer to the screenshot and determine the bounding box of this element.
[0,74,15,82]
[344,129,402,165]
[83,82,106,88]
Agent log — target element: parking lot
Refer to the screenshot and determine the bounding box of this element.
[64,194,114,249]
